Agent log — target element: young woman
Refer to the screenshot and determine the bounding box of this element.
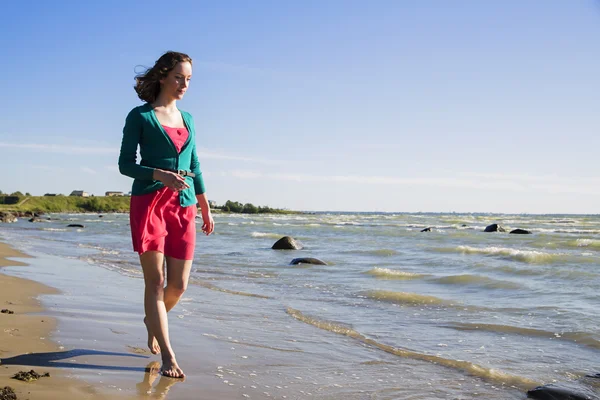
[119,51,214,378]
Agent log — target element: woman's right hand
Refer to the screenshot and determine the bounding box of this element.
[153,169,190,192]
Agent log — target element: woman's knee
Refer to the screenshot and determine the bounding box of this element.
[145,276,165,295]
[167,280,187,297]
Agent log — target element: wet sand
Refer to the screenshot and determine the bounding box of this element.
[0,240,248,400]
[0,241,130,399]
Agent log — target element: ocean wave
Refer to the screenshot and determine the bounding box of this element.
[535,228,600,234]
[342,249,400,257]
[432,274,522,289]
[444,322,600,350]
[497,265,598,280]
[363,267,428,280]
[361,290,452,306]
[285,307,538,390]
[571,239,600,249]
[406,224,454,229]
[193,280,271,299]
[496,265,544,276]
[77,243,120,255]
[251,231,283,239]
[452,246,563,264]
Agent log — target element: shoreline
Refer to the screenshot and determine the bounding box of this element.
[0,241,130,399]
[0,239,247,400]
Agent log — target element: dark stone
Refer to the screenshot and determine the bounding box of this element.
[11,370,50,382]
[1,309,14,314]
[272,236,303,250]
[527,382,599,399]
[290,258,327,265]
[28,217,46,223]
[510,228,532,235]
[0,386,17,400]
[67,224,85,228]
[0,212,17,223]
[484,223,506,232]
[98,215,103,218]
[461,224,467,227]
[420,227,431,232]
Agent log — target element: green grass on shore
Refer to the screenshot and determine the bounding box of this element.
[0,196,131,213]
[0,196,298,214]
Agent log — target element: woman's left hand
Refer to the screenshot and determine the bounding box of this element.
[201,209,214,235]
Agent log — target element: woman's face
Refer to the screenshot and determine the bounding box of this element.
[160,61,192,100]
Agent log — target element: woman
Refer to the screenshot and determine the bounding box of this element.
[118,51,214,378]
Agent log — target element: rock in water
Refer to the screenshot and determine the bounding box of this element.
[527,382,599,400]
[67,224,85,228]
[272,236,303,250]
[290,257,327,265]
[484,223,506,232]
[510,228,532,234]
[420,227,431,232]
[0,212,17,223]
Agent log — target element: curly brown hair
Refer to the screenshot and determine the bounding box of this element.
[134,51,193,103]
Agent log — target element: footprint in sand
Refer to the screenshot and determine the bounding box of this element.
[127,345,149,354]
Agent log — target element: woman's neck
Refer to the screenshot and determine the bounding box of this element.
[152,94,178,113]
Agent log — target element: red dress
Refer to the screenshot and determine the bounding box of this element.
[129,126,197,260]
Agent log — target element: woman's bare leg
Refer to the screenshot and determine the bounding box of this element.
[140,251,184,378]
[164,256,193,311]
[142,256,192,356]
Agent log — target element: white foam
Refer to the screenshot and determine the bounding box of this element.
[251,232,281,239]
[575,239,600,248]
[456,245,561,263]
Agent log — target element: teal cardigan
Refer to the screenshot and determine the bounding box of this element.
[118,103,206,207]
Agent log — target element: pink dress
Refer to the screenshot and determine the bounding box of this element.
[129,126,197,260]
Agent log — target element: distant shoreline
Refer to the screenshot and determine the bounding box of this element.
[0,195,298,215]
[0,196,596,216]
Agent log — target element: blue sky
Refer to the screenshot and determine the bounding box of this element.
[1,0,598,213]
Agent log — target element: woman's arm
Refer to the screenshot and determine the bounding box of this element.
[196,193,214,235]
[118,109,156,180]
[189,141,206,195]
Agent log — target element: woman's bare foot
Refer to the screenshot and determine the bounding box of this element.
[144,317,161,354]
[161,357,185,378]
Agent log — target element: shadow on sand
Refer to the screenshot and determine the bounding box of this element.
[2,349,185,398]
[0,348,149,372]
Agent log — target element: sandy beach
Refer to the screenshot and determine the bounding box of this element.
[0,241,133,400]
[0,239,251,400]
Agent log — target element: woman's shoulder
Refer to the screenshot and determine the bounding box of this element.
[179,109,195,127]
[179,108,193,119]
[126,103,153,120]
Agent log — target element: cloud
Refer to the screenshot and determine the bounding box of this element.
[81,167,97,174]
[196,148,282,164]
[223,170,600,195]
[0,142,282,164]
[31,165,66,172]
[0,142,115,154]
